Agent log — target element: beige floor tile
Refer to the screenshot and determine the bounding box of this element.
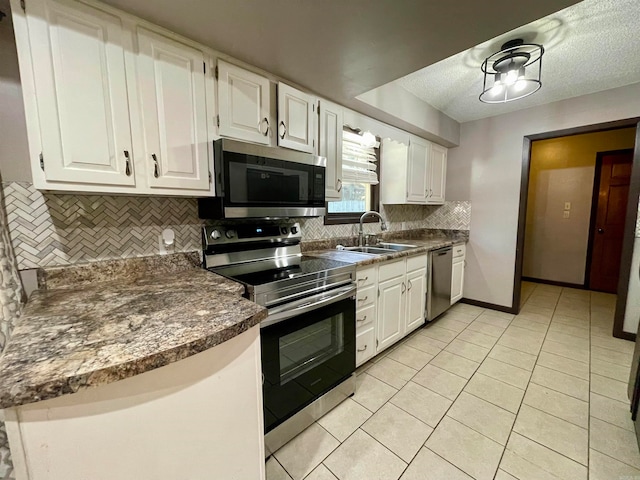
[457,329,498,349]
[464,373,525,414]
[400,447,473,480]
[477,358,531,389]
[591,325,614,338]
[488,344,537,371]
[421,325,458,344]
[520,304,554,317]
[530,365,589,401]
[433,317,469,333]
[355,360,373,376]
[447,392,515,445]
[500,432,587,480]
[552,314,590,328]
[591,373,629,403]
[509,317,549,333]
[545,331,590,349]
[591,345,632,367]
[390,381,452,428]
[494,469,518,480]
[304,464,338,480]
[475,314,512,329]
[386,344,434,370]
[266,457,292,480]
[504,324,546,342]
[412,364,467,400]
[440,310,479,324]
[481,310,515,321]
[548,322,589,339]
[555,306,590,320]
[591,335,635,353]
[589,449,640,480]
[523,383,589,428]
[516,311,552,325]
[513,404,588,465]
[362,403,433,463]
[590,417,640,469]
[466,320,506,337]
[426,417,504,480]
[525,296,557,309]
[541,339,590,364]
[317,398,372,442]
[591,358,631,382]
[405,333,447,355]
[366,357,417,389]
[352,373,398,412]
[323,429,406,480]
[274,423,340,480]
[450,304,486,317]
[590,392,635,432]
[536,351,590,380]
[430,351,479,379]
[445,339,490,363]
[497,333,543,356]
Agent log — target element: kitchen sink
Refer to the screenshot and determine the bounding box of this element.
[344,243,419,255]
[377,242,418,252]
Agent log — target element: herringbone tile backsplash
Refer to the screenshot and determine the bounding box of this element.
[4,182,470,270]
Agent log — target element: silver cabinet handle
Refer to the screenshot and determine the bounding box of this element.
[152,153,159,178]
[358,296,368,303]
[279,120,286,139]
[357,315,367,323]
[357,276,368,283]
[357,345,368,352]
[408,279,412,290]
[124,150,132,176]
[336,179,342,192]
[259,117,270,136]
[401,282,406,293]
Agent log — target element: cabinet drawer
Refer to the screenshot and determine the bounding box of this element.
[356,303,376,331]
[356,284,376,308]
[378,259,405,282]
[356,266,376,288]
[406,253,427,273]
[356,327,375,366]
[453,243,466,259]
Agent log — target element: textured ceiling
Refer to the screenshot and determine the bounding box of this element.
[394,0,640,123]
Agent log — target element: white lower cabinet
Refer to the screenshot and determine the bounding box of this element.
[451,243,466,304]
[354,253,427,366]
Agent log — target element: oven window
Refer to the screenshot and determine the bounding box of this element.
[279,314,344,385]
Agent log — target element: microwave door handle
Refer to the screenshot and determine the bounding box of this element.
[261,284,356,328]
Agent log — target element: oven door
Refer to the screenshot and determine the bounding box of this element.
[261,284,356,434]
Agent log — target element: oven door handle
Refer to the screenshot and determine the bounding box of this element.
[261,284,356,328]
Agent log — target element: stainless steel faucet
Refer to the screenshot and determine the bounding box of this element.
[358,211,388,246]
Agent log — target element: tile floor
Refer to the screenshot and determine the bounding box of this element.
[266,282,640,480]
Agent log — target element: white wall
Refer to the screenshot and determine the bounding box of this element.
[447,82,640,308]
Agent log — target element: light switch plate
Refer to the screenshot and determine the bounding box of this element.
[563,210,570,219]
[564,202,571,210]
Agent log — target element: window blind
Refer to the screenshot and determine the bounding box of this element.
[342,130,379,185]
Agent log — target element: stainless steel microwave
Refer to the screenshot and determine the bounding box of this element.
[198,139,326,219]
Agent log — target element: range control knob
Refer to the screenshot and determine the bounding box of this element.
[210,229,221,240]
[280,226,289,235]
[225,229,236,239]
[291,226,298,235]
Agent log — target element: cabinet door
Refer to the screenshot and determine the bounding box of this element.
[406,267,427,334]
[26,0,135,186]
[451,258,464,304]
[277,83,315,153]
[428,143,447,204]
[407,137,428,203]
[137,27,210,191]
[319,99,343,200]
[377,276,405,353]
[217,60,270,145]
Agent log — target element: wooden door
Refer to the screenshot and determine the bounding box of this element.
[277,83,315,153]
[318,100,343,200]
[137,27,210,191]
[217,60,270,144]
[428,143,447,204]
[407,137,428,203]
[589,150,634,292]
[27,0,135,186]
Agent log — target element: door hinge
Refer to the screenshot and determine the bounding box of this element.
[215,66,219,80]
[20,0,25,11]
[203,62,206,74]
[216,114,220,128]
[208,171,212,183]
[39,152,44,171]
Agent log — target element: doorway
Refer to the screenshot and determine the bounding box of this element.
[512,118,640,340]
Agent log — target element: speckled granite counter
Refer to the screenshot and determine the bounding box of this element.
[0,253,266,409]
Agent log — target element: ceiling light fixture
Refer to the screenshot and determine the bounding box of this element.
[479,39,544,104]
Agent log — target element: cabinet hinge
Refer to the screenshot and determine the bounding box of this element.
[20,0,25,11]
[208,171,212,183]
[215,66,219,80]
[39,152,44,171]
[312,139,315,148]
[376,339,379,348]
[203,62,206,74]
[312,104,315,113]
[377,288,380,297]
[216,114,220,128]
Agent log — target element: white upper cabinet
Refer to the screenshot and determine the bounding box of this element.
[277,83,315,153]
[318,99,343,200]
[22,0,136,187]
[217,60,271,145]
[406,136,429,203]
[136,27,210,191]
[428,143,447,204]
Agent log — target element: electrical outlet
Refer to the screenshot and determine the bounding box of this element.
[564,202,571,210]
[159,229,175,254]
[563,210,570,219]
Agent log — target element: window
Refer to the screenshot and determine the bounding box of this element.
[325,129,380,225]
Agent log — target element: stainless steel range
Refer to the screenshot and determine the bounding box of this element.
[203,222,357,456]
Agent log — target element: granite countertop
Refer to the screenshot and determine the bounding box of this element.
[307,235,466,266]
[0,254,266,409]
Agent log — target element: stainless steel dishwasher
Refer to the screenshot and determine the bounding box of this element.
[427,246,453,321]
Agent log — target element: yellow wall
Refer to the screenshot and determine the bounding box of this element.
[523,127,636,285]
